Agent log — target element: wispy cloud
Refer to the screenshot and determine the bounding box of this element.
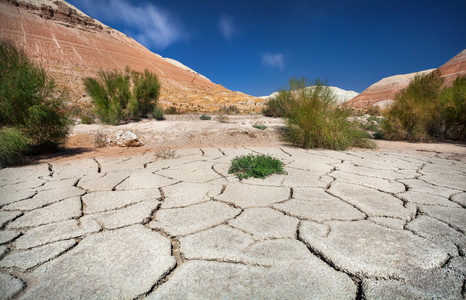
[262,53,284,70]
[80,0,183,49]
[218,15,235,40]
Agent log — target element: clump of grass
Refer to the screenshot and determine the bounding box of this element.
[80,115,93,124]
[277,77,374,150]
[441,75,466,140]
[252,124,267,130]
[94,130,107,148]
[165,106,179,115]
[155,148,176,159]
[152,106,165,120]
[219,105,240,115]
[83,67,160,125]
[228,154,287,180]
[200,114,211,120]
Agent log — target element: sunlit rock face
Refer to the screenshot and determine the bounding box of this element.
[0,0,263,112]
[347,49,466,109]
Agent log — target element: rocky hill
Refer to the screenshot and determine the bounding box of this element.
[0,0,263,112]
[260,86,359,105]
[347,49,466,109]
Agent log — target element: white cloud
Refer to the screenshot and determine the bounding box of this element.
[262,53,284,70]
[81,0,183,49]
[218,15,235,40]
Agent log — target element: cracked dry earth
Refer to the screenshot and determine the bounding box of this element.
[0,146,465,299]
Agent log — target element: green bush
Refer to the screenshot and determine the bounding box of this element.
[277,77,374,150]
[0,127,30,167]
[228,154,287,179]
[262,95,287,117]
[441,76,466,140]
[0,39,69,164]
[200,114,211,120]
[381,71,444,142]
[152,106,165,120]
[252,124,267,130]
[83,67,160,125]
[80,115,93,124]
[165,106,179,115]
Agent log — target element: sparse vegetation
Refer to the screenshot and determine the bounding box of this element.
[165,106,179,115]
[94,130,107,148]
[0,39,70,166]
[219,105,240,115]
[275,77,374,150]
[155,148,176,159]
[83,67,161,125]
[252,124,267,130]
[200,114,211,120]
[228,154,287,180]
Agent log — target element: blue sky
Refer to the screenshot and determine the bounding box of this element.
[67,0,466,97]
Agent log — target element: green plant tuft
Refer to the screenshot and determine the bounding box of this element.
[200,114,212,120]
[152,106,165,120]
[228,154,287,180]
[252,124,267,130]
[83,67,160,125]
[0,127,30,167]
[275,77,374,150]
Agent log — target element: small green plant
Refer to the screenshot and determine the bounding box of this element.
[441,75,466,140]
[252,124,267,130]
[152,106,165,120]
[200,114,211,120]
[80,115,93,124]
[228,154,287,179]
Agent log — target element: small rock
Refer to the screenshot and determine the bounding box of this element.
[115,130,143,147]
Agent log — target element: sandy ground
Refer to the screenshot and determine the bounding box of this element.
[50,114,466,163]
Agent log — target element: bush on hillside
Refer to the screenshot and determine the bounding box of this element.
[0,39,70,166]
[381,70,444,142]
[277,77,374,150]
[441,75,466,140]
[83,67,161,125]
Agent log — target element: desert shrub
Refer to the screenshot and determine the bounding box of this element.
[381,71,444,142]
[200,114,211,120]
[94,130,107,148]
[80,115,93,124]
[165,106,179,115]
[155,148,176,159]
[278,77,374,150]
[228,154,287,180]
[0,39,69,163]
[219,105,240,115]
[262,95,287,117]
[252,124,267,130]
[217,110,229,123]
[152,106,165,120]
[0,127,30,167]
[441,76,466,140]
[83,67,160,125]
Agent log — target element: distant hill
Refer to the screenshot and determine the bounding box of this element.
[0,0,262,112]
[347,49,466,109]
[260,86,359,105]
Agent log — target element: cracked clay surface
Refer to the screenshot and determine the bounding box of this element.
[0,146,465,299]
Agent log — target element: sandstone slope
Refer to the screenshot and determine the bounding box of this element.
[0,0,262,112]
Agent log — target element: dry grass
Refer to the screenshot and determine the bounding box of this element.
[155,147,176,159]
